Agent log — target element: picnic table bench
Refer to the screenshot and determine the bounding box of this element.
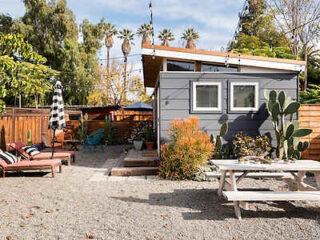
[211,160,320,220]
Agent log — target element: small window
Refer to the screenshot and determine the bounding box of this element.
[230,82,259,111]
[167,60,195,71]
[192,82,221,112]
[202,63,237,72]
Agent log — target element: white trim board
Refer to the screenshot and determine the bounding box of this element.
[192,81,222,112]
[142,48,305,72]
[230,82,259,112]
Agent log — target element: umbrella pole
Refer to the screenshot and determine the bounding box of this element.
[51,128,56,159]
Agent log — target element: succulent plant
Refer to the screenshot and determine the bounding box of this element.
[264,90,312,160]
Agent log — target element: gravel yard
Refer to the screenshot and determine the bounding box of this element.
[1,145,320,240]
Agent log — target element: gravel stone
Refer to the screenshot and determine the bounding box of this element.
[1,145,320,240]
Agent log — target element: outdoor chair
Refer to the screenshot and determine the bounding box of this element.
[9,141,75,166]
[0,152,62,178]
[42,132,66,150]
[82,129,105,153]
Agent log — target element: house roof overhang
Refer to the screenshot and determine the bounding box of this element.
[142,44,306,88]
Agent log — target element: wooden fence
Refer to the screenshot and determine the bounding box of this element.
[299,104,320,160]
[0,108,81,150]
[68,111,152,142]
[110,110,153,121]
[2,106,320,155]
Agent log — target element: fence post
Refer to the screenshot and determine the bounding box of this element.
[40,112,44,144]
[11,108,15,143]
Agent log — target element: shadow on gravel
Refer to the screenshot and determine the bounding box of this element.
[70,145,129,169]
[111,188,320,221]
[1,171,48,178]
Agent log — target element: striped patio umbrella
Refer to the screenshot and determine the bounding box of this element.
[48,81,66,158]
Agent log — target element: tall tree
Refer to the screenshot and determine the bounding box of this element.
[0,13,13,34]
[269,0,320,90]
[0,33,55,111]
[118,28,134,103]
[181,28,199,49]
[230,0,295,61]
[88,61,149,106]
[137,23,152,47]
[5,0,104,105]
[158,29,175,46]
[104,23,117,75]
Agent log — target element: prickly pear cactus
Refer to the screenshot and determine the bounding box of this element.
[264,90,312,160]
[213,122,229,159]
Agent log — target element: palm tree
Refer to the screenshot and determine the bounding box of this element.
[158,29,175,47]
[104,23,118,74]
[137,23,152,47]
[181,28,199,49]
[118,28,134,102]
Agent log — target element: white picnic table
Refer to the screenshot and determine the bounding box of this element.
[211,159,320,220]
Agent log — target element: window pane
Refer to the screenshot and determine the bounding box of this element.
[167,60,194,71]
[196,85,218,108]
[202,64,237,72]
[233,86,255,108]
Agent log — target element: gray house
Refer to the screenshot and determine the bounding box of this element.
[141,45,306,154]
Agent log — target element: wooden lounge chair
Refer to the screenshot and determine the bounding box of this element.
[9,142,75,166]
[0,158,62,178]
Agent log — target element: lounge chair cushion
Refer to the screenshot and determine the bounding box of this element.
[0,151,20,164]
[7,159,61,167]
[31,152,72,160]
[22,146,40,156]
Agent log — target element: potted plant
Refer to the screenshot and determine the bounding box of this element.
[144,125,155,150]
[130,123,145,151]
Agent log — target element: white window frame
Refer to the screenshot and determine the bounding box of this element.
[192,82,221,112]
[230,82,259,111]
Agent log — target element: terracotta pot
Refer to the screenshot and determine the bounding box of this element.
[145,141,155,150]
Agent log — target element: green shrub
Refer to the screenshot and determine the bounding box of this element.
[300,84,320,104]
[159,117,214,180]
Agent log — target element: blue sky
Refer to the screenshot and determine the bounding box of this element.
[0,0,243,77]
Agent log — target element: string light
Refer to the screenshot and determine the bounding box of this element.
[98,53,140,61]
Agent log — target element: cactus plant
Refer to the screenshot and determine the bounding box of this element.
[77,113,88,142]
[27,130,32,146]
[264,90,312,160]
[213,122,230,159]
[104,115,117,145]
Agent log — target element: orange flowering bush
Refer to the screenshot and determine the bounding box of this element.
[159,117,214,180]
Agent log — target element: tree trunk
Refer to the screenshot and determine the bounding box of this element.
[35,94,38,109]
[122,58,128,103]
[186,39,195,49]
[19,95,21,108]
[106,48,110,101]
[303,45,308,91]
[107,48,110,75]
[142,34,151,47]
[163,39,169,47]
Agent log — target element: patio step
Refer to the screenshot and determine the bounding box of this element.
[110,167,158,176]
[123,149,159,167]
[124,157,159,167]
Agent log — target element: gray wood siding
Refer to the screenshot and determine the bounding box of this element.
[159,72,298,146]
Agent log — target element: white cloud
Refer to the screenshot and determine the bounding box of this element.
[1,0,242,82]
[0,0,25,17]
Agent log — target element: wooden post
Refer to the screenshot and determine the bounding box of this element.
[40,112,44,144]
[11,108,15,143]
